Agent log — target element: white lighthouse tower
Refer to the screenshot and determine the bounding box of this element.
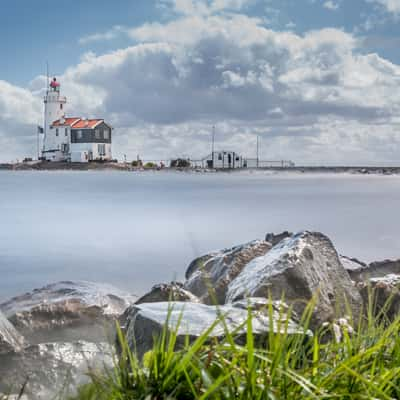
[42,77,67,161]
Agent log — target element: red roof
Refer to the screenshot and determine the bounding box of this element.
[51,118,104,129]
[72,119,104,129]
[52,117,81,127]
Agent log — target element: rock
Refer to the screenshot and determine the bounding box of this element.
[357,274,400,320]
[0,341,112,400]
[124,299,307,358]
[265,231,293,246]
[184,240,272,304]
[364,259,400,279]
[226,231,362,327]
[0,310,24,355]
[342,258,400,282]
[0,281,136,344]
[119,282,200,330]
[135,282,200,304]
[340,255,368,281]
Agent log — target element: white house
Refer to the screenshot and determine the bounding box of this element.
[41,77,112,162]
[204,151,246,169]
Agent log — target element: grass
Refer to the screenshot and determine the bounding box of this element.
[68,291,400,400]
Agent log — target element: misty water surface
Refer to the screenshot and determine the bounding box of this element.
[0,170,399,300]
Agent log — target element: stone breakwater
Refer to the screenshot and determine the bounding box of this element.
[1,231,400,398]
[2,162,400,175]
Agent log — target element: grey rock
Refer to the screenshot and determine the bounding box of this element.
[124,300,307,358]
[340,256,368,281]
[357,274,400,320]
[342,258,400,282]
[364,259,400,279]
[0,310,24,355]
[265,231,293,246]
[184,240,272,304]
[226,231,362,327]
[0,341,113,400]
[136,282,200,305]
[0,281,136,344]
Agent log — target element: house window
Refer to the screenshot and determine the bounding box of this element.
[65,128,68,137]
[236,157,240,161]
[103,129,109,139]
[95,129,100,139]
[98,144,106,156]
[60,104,63,110]
[55,128,59,137]
[218,153,222,161]
[77,130,82,139]
[61,143,69,154]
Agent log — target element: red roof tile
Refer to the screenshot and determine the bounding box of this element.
[71,119,104,129]
[52,117,81,127]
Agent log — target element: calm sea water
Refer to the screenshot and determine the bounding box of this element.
[0,170,399,301]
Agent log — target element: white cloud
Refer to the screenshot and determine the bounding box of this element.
[368,0,400,15]
[323,1,340,10]
[79,25,125,45]
[162,0,251,15]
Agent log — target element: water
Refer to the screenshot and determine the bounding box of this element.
[0,170,399,301]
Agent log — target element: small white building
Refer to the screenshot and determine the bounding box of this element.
[204,151,246,169]
[41,77,112,162]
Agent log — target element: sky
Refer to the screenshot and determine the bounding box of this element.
[2,0,400,164]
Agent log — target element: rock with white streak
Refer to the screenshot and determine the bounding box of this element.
[184,240,272,304]
[0,341,113,400]
[0,310,24,355]
[124,299,307,358]
[226,231,362,327]
[0,281,136,344]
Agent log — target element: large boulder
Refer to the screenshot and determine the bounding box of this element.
[0,341,112,400]
[0,281,136,344]
[124,299,306,358]
[184,240,272,304]
[226,231,362,327]
[0,310,24,355]
[135,282,200,304]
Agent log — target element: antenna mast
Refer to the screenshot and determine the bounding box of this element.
[42,61,50,155]
[211,125,215,168]
[46,61,49,90]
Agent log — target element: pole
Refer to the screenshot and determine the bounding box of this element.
[256,135,259,168]
[46,61,49,88]
[42,62,49,155]
[37,128,39,160]
[211,125,215,168]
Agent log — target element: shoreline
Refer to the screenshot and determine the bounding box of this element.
[1,161,400,175]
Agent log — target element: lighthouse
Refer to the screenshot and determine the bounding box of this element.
[42,77,68,161]
[40,76,113,162]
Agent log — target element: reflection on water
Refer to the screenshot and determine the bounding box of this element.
[0,170,399,300]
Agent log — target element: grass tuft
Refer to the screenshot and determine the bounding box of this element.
[68,290,400,399]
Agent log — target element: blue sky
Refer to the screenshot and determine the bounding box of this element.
[0,0,156,85]
[1,0,400,164]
